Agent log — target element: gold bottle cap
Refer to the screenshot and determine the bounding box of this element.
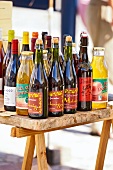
[21,51,33,56]
[66,36,72,42]
[52,37,59,44]
[22,31,29,45]
[36,39,43,45]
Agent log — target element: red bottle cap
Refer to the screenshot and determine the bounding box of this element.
[32,32,38,38]
[12,39,18,54]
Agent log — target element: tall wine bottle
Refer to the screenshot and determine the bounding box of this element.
[28,39,48,119]
[77,33,92,111]
[2,30,15,95]
[48,37,64,117]
[64,36,77,114]
[4,39,19,111]
[0,28,5,94]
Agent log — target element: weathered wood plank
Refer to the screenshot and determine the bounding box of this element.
[0,108,112,131]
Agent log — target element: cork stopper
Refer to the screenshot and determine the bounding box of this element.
[53,37,59,44]
[66,36,72,42]
[21,51,33,56]
[36,39,43,45]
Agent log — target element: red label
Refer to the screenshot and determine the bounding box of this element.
[64,88,77,109]
[28,92,43,114]
[49,90,64,112]
[79,77,92,101]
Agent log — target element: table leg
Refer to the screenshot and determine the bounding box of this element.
[35,133,48,170]
[22,135,35,170]
[95,119,111,170]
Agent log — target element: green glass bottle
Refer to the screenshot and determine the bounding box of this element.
[28,39,48,119]
[48,37,64,117]
[64,36,77,114]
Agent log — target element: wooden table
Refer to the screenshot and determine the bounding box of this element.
[0,95,113,170]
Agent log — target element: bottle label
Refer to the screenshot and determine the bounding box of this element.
[28,92,43,114]
[64,88,77,109]
[79,77,92,101]
[49,90,64,112]
[0,78,2,92]
[92,79,108,102]
[4,86,16,106]
[16,84,29,109]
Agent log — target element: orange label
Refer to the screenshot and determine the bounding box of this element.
[49,90,64,112]
[64,88,77,109]
[28,92,43,114]
[79,77,92,102]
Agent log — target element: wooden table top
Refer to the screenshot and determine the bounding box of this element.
[0,95,112,132]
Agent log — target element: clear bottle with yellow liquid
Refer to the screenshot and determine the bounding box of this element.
[16,51,34,115]
[91,47,108,109]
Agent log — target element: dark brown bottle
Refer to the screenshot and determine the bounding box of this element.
[64,36,77,114]
[28,39,48,119]
[48,37,64,117]
[31,32,38,62]
[4,39,19,111]
[42,32,48,44]
[77,34,92,111]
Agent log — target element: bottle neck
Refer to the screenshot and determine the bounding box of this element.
[81,46,88,62]
[35,44,43,64]
[53,43,59,62]
[31,38,36,53]
[66,42,72,61]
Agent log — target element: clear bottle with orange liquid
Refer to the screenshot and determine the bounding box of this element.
[16,51,34,115]
[91,47,108,109]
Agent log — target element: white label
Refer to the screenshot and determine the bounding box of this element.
[93,50,104,56]
[0,78,2,91]
[4,86,16,106]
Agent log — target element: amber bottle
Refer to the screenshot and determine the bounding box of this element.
[77,34,92,111]
[64,36,77,114]
[28,39,48,119]
[48,37,64,117]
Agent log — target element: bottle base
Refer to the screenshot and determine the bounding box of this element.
[29,113,48,119]
[49,111,64,117]
[4,106,16,112]
[16,108,28,116]
[64,109,77,114]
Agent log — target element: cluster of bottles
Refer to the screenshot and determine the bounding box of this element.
[0,29,108,119]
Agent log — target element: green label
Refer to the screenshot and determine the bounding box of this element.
[92,79,108,102]
[16,84,29,109]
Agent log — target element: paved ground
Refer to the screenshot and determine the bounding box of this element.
[1,6,113,170]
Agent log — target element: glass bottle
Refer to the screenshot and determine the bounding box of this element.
[4,39,19,111]
[48,37,64,117]
[91,47,108,109]
[72,42,80,75]
[44,35,52,77]
[77,34,92,111]
[28,39,48,118]
[43,50,50,77]
[2,30,15,95]
[64,36,77,114]
[42,31,48,44]
[16,51,34,115]
[31,32,38,62]
[0,28,5,94]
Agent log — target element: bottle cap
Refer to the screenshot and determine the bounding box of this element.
[12,39,18,54]
[52,37,59,44]
[44,35,52,48]
[32,32,38,38]
[72,43,76,47]
[21,51,33,56]
[80,32,88,46]
[22,31,29,45]
[42,32,48,43]
[43,50,48,54]
[8,30,15,42]
[66,36,72,42]
[36,39,43,45]
[93,47,105,51]
[93,47,105,56]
